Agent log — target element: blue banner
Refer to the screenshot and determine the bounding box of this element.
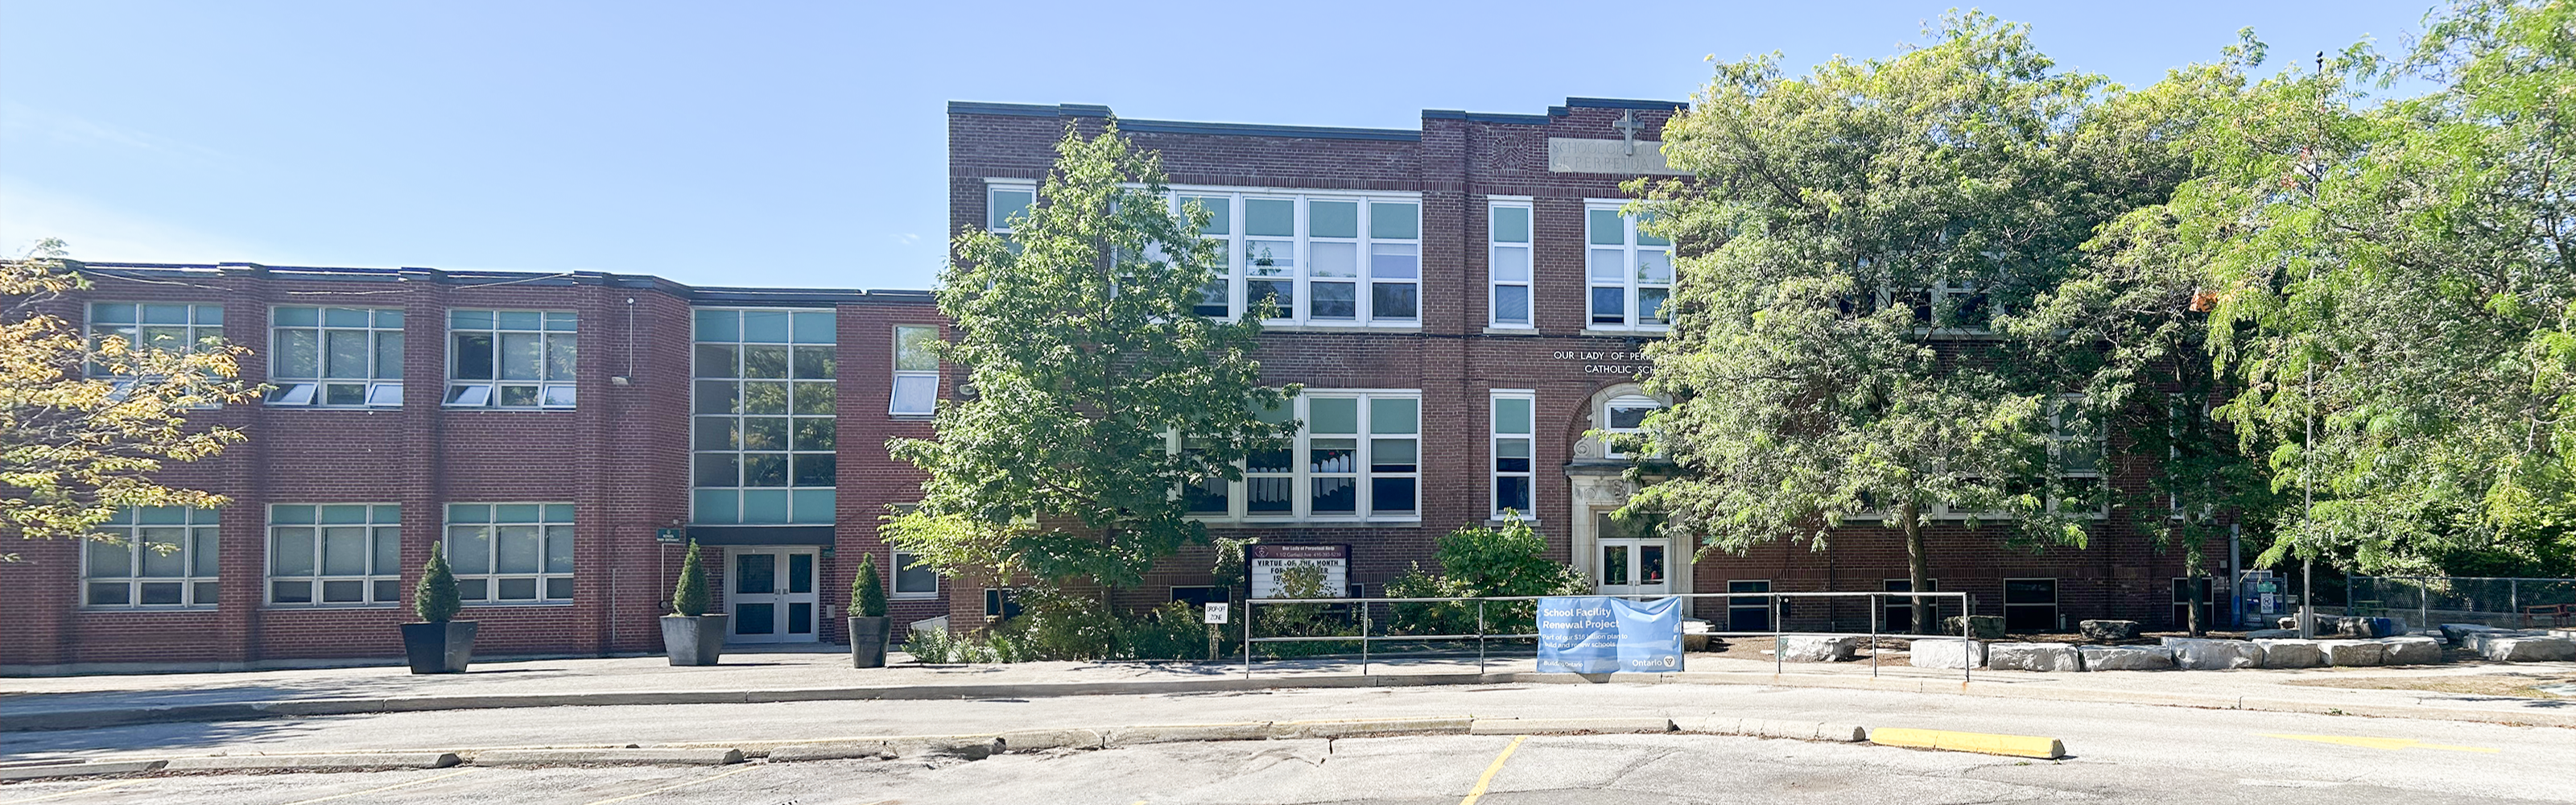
[1535,596,1683,674]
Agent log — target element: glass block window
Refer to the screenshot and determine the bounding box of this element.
[1174,190,1422,325]
[1488,203,1534,327]
[1189,390,1421,522]
[270,306,404,407]
[1492,391,1536,517]
[692,308,836,525]
[268,504,402,607]
[86,303,224,376]
[84,506,220,609]
[444,503,575,604]
[891,325,939,415]
[448,310,576,408]
[1585,204,1673,329]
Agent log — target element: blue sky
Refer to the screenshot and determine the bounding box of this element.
[2,1,2441,291]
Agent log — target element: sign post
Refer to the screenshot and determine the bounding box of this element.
[1203,601,1228,659]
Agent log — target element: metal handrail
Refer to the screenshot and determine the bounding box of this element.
[1240,591,1977,681]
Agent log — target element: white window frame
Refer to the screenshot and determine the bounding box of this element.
[443,502,576,605]
[82,506,221,609]
[891,325,939,416]
[268,306,404,407]
[266,503,402,608]
[986,182,1035,235]
[85,302,224,376]
[446,309,577,409]
[1488,199,1535,328]
[1583,200,1673,332]
[1166,186,1425,328]
[1184,390,1422,523]
[2003,576,2059,632]
[1602,394,1664,460]
[1492,390,1537,518]
[890,549,938,600]
[691,307,838,526]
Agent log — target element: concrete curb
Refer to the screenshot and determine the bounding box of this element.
[1869,727,2066,759]
[9,666,2570,733]
[1674,717,1868,741]
[159,752,460,772]
[1268,716,1473,739]
[0,759,167,781]
[1102,722,1278,747]
[1468,716,1674,735]
[767,737,1000,762]
[471,747,743,766]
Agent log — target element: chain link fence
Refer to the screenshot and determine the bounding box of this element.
[2336,576,2576,627]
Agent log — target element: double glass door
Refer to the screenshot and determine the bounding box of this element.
[728,547,819,644]
[1597,539,1670,597]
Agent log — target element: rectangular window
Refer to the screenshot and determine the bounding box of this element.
[446,310,576,408]
[891,325,939,416]
[270,306,403,407]
[2050,394,2107,517]
[1881,578,1939,633]
[1584,203,1672,330]
[891,550,937,599]
[444,503,575,604]
[83,506,220,609]
[2170,576,2215,629]
[1727,580,1773,632]
[692,308,836,525]
[1187,390,1420,522]
[85,302,224,377]
[1174,190,1422,326]
[1488,202,1533,327]
[988,184,1034,233]
[267,504,402,607]
[1492,390,1535,518]
[2003,578,2058,631]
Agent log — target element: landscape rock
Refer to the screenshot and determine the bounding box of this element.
[1942,615,2007,640]
[2162,638,2264,670]
[2335,617,2407,638]
[1986,642,2084,672]
[1907,638,1985,669]
[2376,636,2443,665]
[2075,645,2173,671]
[2319,639,2386,667]
[2079,620,2140,641]
[2475,635,2576,663]
[2253,639,2325,668]
[1776,635,1860,663]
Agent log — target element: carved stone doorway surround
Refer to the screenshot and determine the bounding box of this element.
[1565,382,1692,617]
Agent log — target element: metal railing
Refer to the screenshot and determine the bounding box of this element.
[2343,576,2576,627]
[1241,591,1978,682]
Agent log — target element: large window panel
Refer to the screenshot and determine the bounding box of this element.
[270,307,403,407]
[83,506,220,609]
[445,503,576,604]
[267,504,401,607]
[1583,203,1672,330]
[447,310,576,408]
[1488,203,1533,327]
[693,308,836,525]
[1187,391,1422,522]
[1177,190,1424,326]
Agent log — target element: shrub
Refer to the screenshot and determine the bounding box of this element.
[1256,564,1361,657]
[672,540,709,617]
[1387,517,1594,634]
[853,554,889,618]
[414,544,460,624]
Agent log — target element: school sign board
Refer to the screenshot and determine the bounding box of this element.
[1535,596,1684,674]
[1250,544,1349,599]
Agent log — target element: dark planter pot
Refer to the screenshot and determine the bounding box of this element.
[849,616,890,668]
[662,614,729,666]
[401,621,478,675]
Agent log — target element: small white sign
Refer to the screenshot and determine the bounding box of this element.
[1203,602,1230,625]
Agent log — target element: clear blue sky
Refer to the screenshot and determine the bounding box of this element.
[2,1,2439,291]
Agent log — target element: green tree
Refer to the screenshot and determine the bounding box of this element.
[1626,13,2186,631]
[415,543,461,623]
[672,540,709,617]
[2094,0,2576,578]
[852,553,888,618]
[2,240,262,560]
[885,125,1298,598]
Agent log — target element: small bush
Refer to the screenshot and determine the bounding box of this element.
[672,541,709,617]
[414,544,460,624]
[853,554,889,618]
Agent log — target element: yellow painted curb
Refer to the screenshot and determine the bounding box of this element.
[1869,728,2064,759]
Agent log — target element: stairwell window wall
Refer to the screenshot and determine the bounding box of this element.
[691,308,838,525]
[1584,203,1672,331]
[1168,189,1422,326]
[1488,200,1534,328]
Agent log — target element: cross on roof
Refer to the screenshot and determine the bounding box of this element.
[1612,110,1645,156]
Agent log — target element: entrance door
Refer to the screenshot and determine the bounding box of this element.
[1597,539,1671,597]
[729,547,819,644]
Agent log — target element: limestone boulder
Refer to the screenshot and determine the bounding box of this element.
[2376,636,2443,665]
[2477,635,2575,663]
[2161,638,2264,670]
[1776,634,1859,663]
[2075,645,2173,671]
[1941,615,2007,640]
[2254,639,2325,668]
[2335,617,2409,638]
[1907,638,1985,669]
[2246,629,2301,639]
[1987,642,2084,672]
[2079,620,2140,641]
[2319,639,2385,667]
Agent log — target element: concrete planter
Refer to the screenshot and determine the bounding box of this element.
[849,616,891,668]
[400,621,478,675]
[661,614,729,667]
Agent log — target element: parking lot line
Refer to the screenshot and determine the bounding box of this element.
[577,764,760,805]
[1458,734,1530,805]
[274,769,475,805]
[0,778,147,804]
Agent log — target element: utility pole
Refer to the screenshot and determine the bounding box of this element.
[2298,52,2325,640]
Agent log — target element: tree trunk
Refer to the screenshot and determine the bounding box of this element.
[2186,542,2207,638]
[1904,501,1933,635]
